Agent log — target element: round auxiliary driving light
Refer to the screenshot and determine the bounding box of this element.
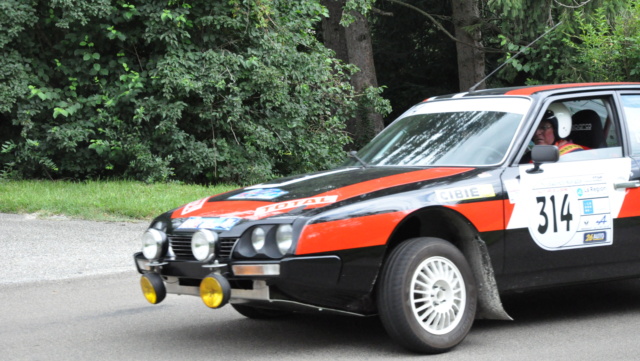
[251,227,266,251]
[200,273,231,309]
[141,228,167,260]
[140,273,166,304]
[276,224,293,255]
[191,229,218,261]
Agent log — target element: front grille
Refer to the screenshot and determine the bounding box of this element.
[219,238,237,258]
[168,235,238,261]
[168,235,193,259]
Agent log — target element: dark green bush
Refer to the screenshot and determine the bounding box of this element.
[0,0,389,184]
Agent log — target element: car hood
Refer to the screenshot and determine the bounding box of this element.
[171,167,476,224]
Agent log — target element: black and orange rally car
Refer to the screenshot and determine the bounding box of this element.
[134,83,640,353]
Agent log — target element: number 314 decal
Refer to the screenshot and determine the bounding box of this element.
[536,194,572,234]
[528,191,580,249]
[515,160,626,251]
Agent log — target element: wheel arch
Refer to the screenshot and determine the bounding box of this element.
[383,206,512,321]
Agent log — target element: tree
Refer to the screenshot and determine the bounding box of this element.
[368,0,487,91]
[566,2,640,82]
[0,0,390,184]
[366,0,460,121]
[321,0,386,149]
[451,0,485,91]
[486,0,628,85]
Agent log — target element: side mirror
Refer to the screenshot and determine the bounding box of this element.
[526,145,559,174]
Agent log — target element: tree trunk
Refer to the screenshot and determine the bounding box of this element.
[321,0,349,62]
[322,0,385,148]
[452,0,485,91]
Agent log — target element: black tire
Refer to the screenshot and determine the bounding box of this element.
[377,237,477,353]
[231,304,291,319]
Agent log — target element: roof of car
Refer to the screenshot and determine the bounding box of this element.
[424,82,640,101]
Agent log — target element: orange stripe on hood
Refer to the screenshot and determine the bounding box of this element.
[312,167,474,201]
[174,167,474,220]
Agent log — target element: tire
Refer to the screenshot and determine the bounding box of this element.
[231,304,291,319]
[377,237,477,353]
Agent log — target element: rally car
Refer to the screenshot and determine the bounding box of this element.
[134,83,640,353]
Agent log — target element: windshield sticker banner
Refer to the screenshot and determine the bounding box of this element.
[508,158,631,251]
[255,195,338,215]
[177,217,242,230]
[229,188,288,200]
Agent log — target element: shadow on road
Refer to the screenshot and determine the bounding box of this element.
[474,278,640,330]
[137,278,640,356]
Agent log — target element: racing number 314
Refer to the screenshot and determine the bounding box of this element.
[536,194,572,234]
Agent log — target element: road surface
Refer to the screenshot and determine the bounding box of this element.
[2,213,640,360]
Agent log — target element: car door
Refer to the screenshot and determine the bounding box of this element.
[498,94,640,290]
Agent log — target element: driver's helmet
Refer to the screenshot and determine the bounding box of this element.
[543,103,572,141]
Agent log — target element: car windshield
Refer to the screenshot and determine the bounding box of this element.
[351,97,531,167]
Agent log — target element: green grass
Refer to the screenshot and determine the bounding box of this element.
[0,180,239,222]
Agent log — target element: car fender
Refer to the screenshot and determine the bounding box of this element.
[384,205,512,320]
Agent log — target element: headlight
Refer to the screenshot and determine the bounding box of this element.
[276,225,293,255]
[141,229,167,260]
[235,223,297,259]
[191,229,218,261]
[251,227,266,251]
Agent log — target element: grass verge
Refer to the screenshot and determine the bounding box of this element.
[0,180,238,222]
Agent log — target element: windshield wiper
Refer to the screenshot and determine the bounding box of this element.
[349,151,369,168]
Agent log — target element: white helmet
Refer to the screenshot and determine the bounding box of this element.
[544,103,572,140]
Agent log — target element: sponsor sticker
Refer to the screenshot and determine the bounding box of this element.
[255,195,338,215]
[578,214,610,231]
[229,188,288,200]
[436,184,495,203]
[584,231,607,243]
[576,185,607,198]
[177,217,242,230]
[181,197,209,216]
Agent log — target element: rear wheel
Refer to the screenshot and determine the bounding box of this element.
[377,237,477,353]
[231,304,291,319]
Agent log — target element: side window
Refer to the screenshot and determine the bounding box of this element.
[561,98,622,160]
[564,98,619,148]
[621,95,640,156]
[521,97,622,163]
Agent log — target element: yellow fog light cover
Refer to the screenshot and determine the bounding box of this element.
[140,273,166,304]
[200,273,231,309]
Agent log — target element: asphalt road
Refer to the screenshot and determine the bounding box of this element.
[2,213,640,360]
[0,213,148,284]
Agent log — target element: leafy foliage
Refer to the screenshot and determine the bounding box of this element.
[485,0,629,85]
[564,2,640,82]
[0,0,388,184]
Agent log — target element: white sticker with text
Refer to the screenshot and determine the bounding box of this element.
[436,184,495,203]
[508,158,631,251]
[255,195,338,215]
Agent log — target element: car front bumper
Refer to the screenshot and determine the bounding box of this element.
[133,252,368,315]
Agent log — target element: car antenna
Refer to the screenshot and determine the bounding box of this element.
[468,21,563,93]
[349,150,369,168]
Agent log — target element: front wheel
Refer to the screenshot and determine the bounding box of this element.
[377,237,477,353]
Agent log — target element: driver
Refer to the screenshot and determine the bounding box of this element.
[532,103,586,155]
